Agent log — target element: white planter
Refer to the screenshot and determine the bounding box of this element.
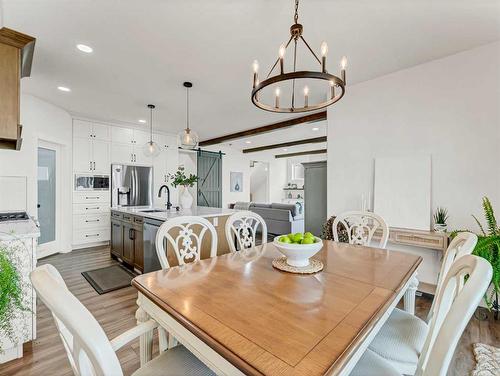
[180,186,194,209]
[433,223,448,233]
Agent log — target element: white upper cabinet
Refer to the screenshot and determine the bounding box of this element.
[134,130,150,146]
[111,143,134,165]
[111,127,134,144]
[73,119,110,141]
[73,138,93,172]
[92,123,111,141]
[92,140,111,173]
[73,120,93,139]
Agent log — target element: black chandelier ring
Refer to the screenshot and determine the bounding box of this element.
[251,71,345,114]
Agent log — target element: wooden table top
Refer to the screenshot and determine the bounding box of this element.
[133,241,422,376]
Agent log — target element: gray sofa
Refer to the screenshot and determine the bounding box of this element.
[234,202,305,236]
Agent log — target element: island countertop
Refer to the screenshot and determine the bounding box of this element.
[110,205,238,222]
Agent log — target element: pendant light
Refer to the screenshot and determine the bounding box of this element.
[142,104,161,157]
[178,82,199,149]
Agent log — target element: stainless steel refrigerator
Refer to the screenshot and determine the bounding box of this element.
[111,164,153,207]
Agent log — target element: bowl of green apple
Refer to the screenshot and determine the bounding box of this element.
[273,232,323,267]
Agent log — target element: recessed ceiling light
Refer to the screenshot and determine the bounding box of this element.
[138,119,147,124]
[312,127,319,131]
[283,148,288,151]
[57,86,71,92]
[245,141,252,144]
[76,44,93,53]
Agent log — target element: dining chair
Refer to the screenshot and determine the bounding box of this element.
[350,254,492,376]
[332,211,389,248]
[30,264,215,376]
[225,211,268,253]
[367,232,478,374]
[155,216,217,269]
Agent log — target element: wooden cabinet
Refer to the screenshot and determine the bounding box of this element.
[110,210,145,272]
[0,28,35,150]
[111,219,123,258]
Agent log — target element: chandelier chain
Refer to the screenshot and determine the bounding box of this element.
[294,0,299,24]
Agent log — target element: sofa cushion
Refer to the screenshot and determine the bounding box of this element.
[250,203,273,209]
[271,203,297,217]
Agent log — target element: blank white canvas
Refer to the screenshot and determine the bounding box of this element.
[374,156,431,230]
[0,176,28,211]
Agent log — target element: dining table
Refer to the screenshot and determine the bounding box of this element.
[132,240,422,376]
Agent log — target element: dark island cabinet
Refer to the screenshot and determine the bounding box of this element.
[110,210,144,272]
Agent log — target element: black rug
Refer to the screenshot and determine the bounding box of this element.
[82,264,136,295]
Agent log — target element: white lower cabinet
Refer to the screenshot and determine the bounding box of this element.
[72,190,110,247]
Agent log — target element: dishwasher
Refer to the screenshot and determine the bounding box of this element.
[143,217,165,273]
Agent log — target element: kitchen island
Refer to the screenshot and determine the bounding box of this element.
[110,206,237,273]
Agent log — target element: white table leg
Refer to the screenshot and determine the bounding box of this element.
[158,327,169,353]
[403,274,419,315]
[135,304,153,366]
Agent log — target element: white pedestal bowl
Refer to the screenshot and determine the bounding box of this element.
[273,236,323,267]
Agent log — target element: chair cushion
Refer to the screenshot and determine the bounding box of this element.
[132,345,216,376]
[368,308,428,375]
[349,349,401,376]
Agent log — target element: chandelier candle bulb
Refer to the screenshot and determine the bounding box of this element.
[320,41,328,73]
[304,86,309,107]
[330,80,335,99]
[341,56,347,84]
[279,44,286,74]
[252,60,259,88]
[275,87,281,108]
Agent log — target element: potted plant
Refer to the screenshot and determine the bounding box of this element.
[433,207,449,232]
[167,166,199,209]
[0,243,30,352]
[452,197,500,319]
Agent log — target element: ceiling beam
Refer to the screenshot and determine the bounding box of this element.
[275,149,328,159]
[198,110,326,147]
[242,136,326,154]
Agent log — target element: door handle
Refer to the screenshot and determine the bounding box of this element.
[93,161,96,170]
[90,161,92,170]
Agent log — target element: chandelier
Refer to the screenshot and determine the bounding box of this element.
[251,0,347,113]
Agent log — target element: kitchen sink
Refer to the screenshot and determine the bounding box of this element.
[140,209,167,213]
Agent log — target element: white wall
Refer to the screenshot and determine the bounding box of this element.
[178,150,197,202]
[216,146,251,208]
[0,94,73,253]
[327,42,500,284]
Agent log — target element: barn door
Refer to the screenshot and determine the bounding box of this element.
[197,150,222,208]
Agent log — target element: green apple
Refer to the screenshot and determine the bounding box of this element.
[304,232,314,239]
[301,237,315,244]
[292,233,304,243]
[279,236,292,243]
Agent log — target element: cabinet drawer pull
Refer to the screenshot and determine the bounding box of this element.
[85,234,100,237]
[85,196,100,199]
[85,207,100,210]
[85,219,100,223]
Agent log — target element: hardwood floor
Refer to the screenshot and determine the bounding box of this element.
[0,246,498,375]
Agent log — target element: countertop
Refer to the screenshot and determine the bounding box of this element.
[111,205,237,221]
[0,219,40,240]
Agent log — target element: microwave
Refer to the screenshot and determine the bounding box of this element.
[75,174,110,191]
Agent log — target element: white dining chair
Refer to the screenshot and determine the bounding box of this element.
[155,216,217,269]
[367,232,478,374]
[332,211,389,249]
[225,211,268,253]
[30,264,215,376]
[350,254,492,376]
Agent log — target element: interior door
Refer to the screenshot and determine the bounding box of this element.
[37,141,61,257]
[197,150,222,208]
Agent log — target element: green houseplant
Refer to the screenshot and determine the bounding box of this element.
[0,242,30,352]
[433,207,449,232]
[167,166,199,209]
[452,197,500,317]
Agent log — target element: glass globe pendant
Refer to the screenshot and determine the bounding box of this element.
[178,82,199,150]
[143,104,161,158]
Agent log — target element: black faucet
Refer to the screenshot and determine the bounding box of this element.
[158,185,172,210]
